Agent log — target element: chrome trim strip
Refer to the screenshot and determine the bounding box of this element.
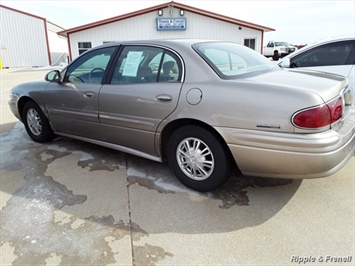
[47,107,98,119]
[99,113,155,128]
[291,103,330,131]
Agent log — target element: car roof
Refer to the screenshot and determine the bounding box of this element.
[91,39,232,51]
[311,35,355,45]
[279,35,355,62]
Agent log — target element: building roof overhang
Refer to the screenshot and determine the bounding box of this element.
[57,1,275,37]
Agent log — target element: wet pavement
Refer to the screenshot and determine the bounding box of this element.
[1,69,354,265]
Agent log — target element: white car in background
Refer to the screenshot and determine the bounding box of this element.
[278,36,355,103]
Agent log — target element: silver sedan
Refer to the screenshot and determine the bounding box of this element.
[8,39,355,192]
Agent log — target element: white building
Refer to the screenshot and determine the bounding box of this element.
[58,1,274,60]
[0,5,68,68]
[46,22,69,66]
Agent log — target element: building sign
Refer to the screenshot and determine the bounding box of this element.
[156,18,186,31]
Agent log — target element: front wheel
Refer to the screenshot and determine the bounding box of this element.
[166,125,231,192]
[22,101,54,143]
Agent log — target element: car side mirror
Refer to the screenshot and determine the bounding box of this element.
[45,70,61,82]
[279,58,291,68]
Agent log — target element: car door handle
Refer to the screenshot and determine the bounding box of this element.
[84,92,96,99]
[156,94,172,102]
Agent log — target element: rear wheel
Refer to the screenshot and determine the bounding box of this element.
[22,101,54,143]
[167,125,231,192]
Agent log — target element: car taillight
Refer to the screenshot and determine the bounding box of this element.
[328,97,343,122]
[292,96,343,129]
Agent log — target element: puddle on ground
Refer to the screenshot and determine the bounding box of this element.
[1,123,290,263]
[134,244,174,266]
[0,172,129,264]
[212,175,293,209]
[1,124,171,264]
[2,123,294,212]
[1,123,124,176]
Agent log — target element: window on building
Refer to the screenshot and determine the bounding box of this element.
[78,42,92,55]
[244,39,256,50]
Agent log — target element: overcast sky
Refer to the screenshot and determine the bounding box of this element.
[2,0,354,45]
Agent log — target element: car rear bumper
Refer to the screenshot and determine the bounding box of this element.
[215,110,355,179]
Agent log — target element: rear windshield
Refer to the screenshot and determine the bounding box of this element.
[193,42,277,79]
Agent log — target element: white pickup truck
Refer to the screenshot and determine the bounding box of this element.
[263,41,297,60]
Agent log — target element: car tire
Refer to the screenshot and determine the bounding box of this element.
[22,101,54,143]
[167,125,231,192]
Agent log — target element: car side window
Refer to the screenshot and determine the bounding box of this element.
[291,40,355,67]
[111,46,182,84]
[158,51,182,82]
[64,47,116,84]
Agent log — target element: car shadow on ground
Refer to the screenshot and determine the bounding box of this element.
[126,152,302,235]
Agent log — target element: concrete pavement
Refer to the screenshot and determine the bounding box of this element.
[0,68,354,265]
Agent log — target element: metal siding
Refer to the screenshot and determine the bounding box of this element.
[69,8,263,59]
[0,7,49,68]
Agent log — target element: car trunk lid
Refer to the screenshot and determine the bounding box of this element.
[247,69,349,103]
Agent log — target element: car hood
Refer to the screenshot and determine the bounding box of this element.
[244,69,347,103]
[11,81,48,93]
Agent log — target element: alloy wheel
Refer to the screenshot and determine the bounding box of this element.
[26,108,42,136]
[176,137,214,181]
